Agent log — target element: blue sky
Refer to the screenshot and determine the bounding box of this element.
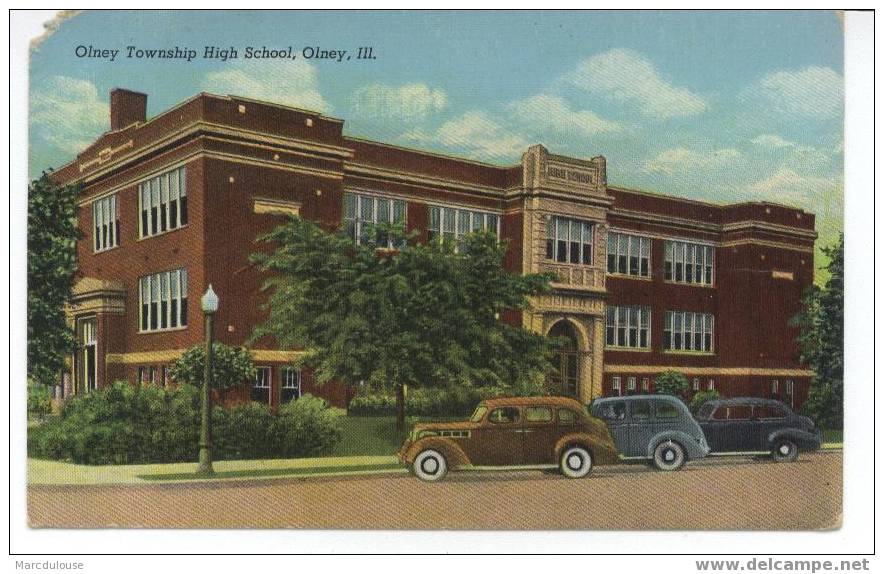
[29,10,843,265]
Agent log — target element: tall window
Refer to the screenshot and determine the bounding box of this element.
[611,376,621,396]
[252,366,271,404]
[605,305,651,349]
[607,232,650,277]
[664,240,714,285]
[344,192,406,248]
[139,268,188,332]
[427,205,499,246]
[139,167,187,238]
[663,311,714,352]
[281,367,302,403]
[546,216,593,265]
[92,194,120,252]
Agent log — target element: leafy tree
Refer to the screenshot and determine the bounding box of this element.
[690,389,720,412]
[169,343,256,390]
[252,217,556,430]
[791,234,843,429]
[27,173,81,387]
[654,370,689,399]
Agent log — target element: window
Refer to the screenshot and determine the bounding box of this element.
[470,406,488,423]
[725,405,752,420]
[138,366,156,385]
[161,366,171,387]
[771,380,779,395]
[525,406,553,422]
[754,405,787,420]
[252,366,271,404]
[627,377,637,392]
[139,167,187,238]
[641,378,650,391]
[281,367,301,403]
[632,400,652,419]
[428,205,498,247]
[139,269,187,332]
[708,379,715,391]
[595,401,626,421]
[693,378,700,391]
[546,216,593,265]
[557,409,578,425]
[605,305,651,349]
[663,311,714,352]
[784,380,794,396]
[344,192,406,248]
[488,407,520,424]
[612,376,621,396]
[664,240,714,285]
[92,194,119,251]
[655,401,680,419]
[607,232,650,277]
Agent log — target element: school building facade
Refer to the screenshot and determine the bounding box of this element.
[53,89,817,410]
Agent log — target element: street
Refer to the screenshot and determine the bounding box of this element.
[28,451,841,530]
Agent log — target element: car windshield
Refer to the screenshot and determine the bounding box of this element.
[696,403,716,420]
[470,406,488,423]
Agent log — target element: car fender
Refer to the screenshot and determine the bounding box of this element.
[555,433,618,466]
[402,437,471,469]
[645,430,709,460]
[767,428,821,451]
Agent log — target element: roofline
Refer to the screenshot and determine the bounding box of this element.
[344,134,521,171]
[608,184,811,214]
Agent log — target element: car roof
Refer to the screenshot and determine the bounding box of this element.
[593,394,682,404]
[703,398,790,408]
[481,396,583,408]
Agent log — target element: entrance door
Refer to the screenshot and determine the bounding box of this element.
[548,321,580,398]
[76,317,97,393]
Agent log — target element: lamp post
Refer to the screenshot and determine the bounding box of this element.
[197,284,219,476]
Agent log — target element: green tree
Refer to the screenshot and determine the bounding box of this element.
[169,343,256,390]
[791,234,843,429]
[27,173,81,387]
[654,370,689,399]
[252,217,556,430]
[690,389,720,413]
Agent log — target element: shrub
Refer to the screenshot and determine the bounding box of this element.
[654,370,689,399]
[690,389,720,412]
[28,382,343,464]
[348,386,500,417]
[27,382,53,418]
[169,343,256,390]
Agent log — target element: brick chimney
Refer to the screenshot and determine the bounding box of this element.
[109,88,147,131]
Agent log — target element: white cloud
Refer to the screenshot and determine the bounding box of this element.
[352,82,447,121]
[755,66,843,118]
[403,111,529,160]
[746,168,841,213]
[202,59,329,113]
[29,76,108,153]
[568,49,706,119]
[751,134,794,149]
[645,147,742,176]
[509,94,620,137]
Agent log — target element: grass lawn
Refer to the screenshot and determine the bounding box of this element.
[822,429,843,446]
[330,415,460,457]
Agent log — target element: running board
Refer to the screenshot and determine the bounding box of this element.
[461,464,559,471]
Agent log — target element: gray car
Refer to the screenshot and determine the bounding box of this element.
[591,395,711,471]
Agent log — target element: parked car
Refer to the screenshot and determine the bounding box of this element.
[398,396,618,482]
[590,395,711,471]
[694,398,821,461]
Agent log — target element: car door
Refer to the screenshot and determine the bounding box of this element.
[719,404,754,452]
[594,400,631,456]
[625,399,654,456]
[753,404,789,449]
[521,405,559,465]
[470,406,524,466]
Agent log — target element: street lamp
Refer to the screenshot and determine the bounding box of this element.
[197,284,219,476]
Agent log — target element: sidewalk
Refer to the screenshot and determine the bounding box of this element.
[28,455,403,486]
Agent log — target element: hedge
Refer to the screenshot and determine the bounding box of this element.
[27,382,343,465]
[348,386,501,417]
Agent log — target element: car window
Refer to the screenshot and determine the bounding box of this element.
[654,401,680,419]
[726,405,752,420]
[754,405,787,420]
[488,407,520,424]
[631,400,652,420]
[558,409,578,425]
[595,401,626,421]
[696,403,716,420]
[470,406,488,423]
[525,406,553,423]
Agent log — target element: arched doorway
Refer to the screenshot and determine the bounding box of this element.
[548,320,580,398]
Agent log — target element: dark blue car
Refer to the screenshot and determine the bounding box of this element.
[695,398,821,461]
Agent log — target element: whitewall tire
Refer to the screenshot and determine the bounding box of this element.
[560,446,593,479]
[771,439,799,463]
[413,449,448,482]
[653,441,686,471]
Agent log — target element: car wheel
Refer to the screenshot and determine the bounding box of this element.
[560,446,593,478]
[653,441,686,471]
[412,449,448,482]
[771,439,799,462]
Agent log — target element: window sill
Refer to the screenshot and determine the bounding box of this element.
[138,223,189,242]
[663,280,716,289]
[662,350,716,356]
[605,346,653,353]
[606,273,652,281]
[138,325,189,335]
[92,245,121,255]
